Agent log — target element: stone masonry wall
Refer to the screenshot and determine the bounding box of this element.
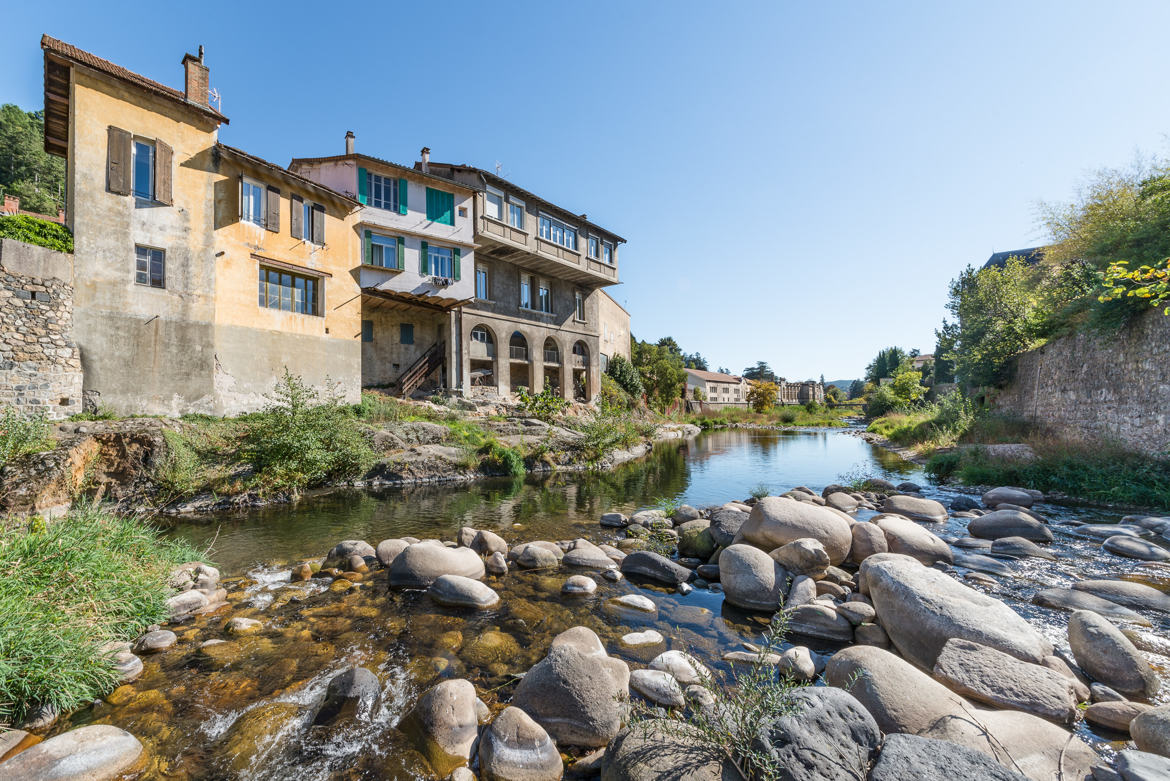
[994,307,1170,455]
[0,238,82,419]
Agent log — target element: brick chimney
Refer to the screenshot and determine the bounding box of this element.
[2,194,18,215]
[420,147,430,173]
[345,131,355,155]
[182,46,209,106]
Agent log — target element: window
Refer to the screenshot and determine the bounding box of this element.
[476,266,489,299]
[134,245,164,288]
[426,187,454,225]
[485,188,503,221]
[241,179,264,226]
[520,274,532,309]
[429,245,454,278]
[258,266,319,315]
[132,141,154,200]
[602,241,614,265]
[508,198,525,229]
[538,282,552,313]
[539,214,577,251]
[400,323,414,344]
[588,236,599,259]
[368,234,399,268]
[574,291,585,321]
[368,172,399,211]
[361,320,374,342]
[471,326,490,344]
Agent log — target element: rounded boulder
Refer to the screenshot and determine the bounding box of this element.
[734,496,852,564]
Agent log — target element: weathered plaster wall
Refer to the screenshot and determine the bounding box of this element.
[598,289,631,367]
[361,306,447,388]
[994,309,1170,455]
[0,239,82,418]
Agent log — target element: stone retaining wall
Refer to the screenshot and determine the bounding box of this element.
[0,238,81,419]
[994,308,1170,455]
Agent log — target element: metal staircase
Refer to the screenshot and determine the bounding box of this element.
[397,341,444,398]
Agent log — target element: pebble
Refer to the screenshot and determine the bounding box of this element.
[562,575,598,595]
[620,630,664,647]
[611,594,656,613]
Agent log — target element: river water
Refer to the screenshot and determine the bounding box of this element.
[55,427,1170,779]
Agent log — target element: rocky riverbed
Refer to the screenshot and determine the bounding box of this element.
[4,479,1170,780]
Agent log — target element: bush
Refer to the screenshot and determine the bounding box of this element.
[606,354,645,399]
[154,429,200,498]
[0,506,203,722]
[0,407,52,468]
[777,409,798,424]
[0,215,73,253]
[599,373,635,412]
[242,371,374,491]
[480,441,524,477]
[518,385,570,421]
[863,385,902,417]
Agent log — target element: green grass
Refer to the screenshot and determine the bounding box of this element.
[0,506,204,723]
[574,411,658,463]
[926,441,1170,510]
[687,404,852,431]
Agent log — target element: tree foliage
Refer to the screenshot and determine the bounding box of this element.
[863,347,907,384]
[847,379,865,399]
[746,380,779,412]
[605,354,645,399]
[0,105,66,215]
[631,338,686,411]
[742,361,776,383]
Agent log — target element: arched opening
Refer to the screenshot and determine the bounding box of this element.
[508,331,530,393]
[542,337,562,395]
[469,325,496,389]
[572,341,590,401]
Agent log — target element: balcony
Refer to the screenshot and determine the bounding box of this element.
[509,345,529,362]
[543,349,561,365]
[470,341,495,360]
[571,354,588,369]
[477,215,618,287]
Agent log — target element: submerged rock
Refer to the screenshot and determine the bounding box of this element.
[400,679,479,776]
[0,725,142,781]
[313,666,381,725]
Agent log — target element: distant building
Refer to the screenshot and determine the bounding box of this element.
[983,247,1045,270]
[1,195,64,224]
[911,353,933,370]
[685,368,748,408]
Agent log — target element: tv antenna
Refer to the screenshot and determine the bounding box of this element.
[494,160,503,176]
[209,87,222,112]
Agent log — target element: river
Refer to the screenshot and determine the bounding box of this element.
[53,427,1169,779]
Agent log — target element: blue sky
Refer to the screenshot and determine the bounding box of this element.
[5,1,1170,380]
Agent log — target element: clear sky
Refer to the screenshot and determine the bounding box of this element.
[4,1,1170,381]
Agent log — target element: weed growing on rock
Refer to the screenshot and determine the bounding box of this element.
[0,407,53,468]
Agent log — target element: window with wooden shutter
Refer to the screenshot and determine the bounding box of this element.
[107,126,132,195]
[363,229,372,265]
[266,186,281,232]
[311,203,325,245]
[291,194,303,238]
[154,140,173,205]
[425,188,454,225]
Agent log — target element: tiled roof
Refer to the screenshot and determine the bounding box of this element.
[686,368,744,384]
[41,35,229,124]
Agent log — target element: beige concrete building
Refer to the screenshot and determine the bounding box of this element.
[598,290,630,371]
[685,369,748,408]
[420,162,624,401]
[42,36,361,415]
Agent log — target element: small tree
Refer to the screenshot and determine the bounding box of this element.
[746,380,779,412]
[605,354,645,399]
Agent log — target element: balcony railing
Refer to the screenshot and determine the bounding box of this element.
[509,345,529,361]
[470,342,495,360]
[543,349,561,364]
[572,354,588,368]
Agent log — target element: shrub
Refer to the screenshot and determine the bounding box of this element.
[599,373,635,412]
[154,429,200,499]
[480,441,524,477]
[777,408,798,424]
[606,354,645,398]
[863,385,902,418]
[518,385,570,422]
[242,371,374,491]
[0,506,203,722]
[0,407,52,468]
[0,215,73,252]
[750,483,769,499]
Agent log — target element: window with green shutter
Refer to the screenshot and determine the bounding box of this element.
[357,167,368,204]
[398,178,408,215]
[425,188,454,225]
[420,240,429,274]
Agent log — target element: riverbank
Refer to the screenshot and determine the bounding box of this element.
[8,462,1169,779]
[0,390,700,519]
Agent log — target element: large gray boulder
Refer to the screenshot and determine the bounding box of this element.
[862,554,1052,667]
[873,514,953,565]
[718,544,789,612]
[376,538,410,567]
[620,551,692,585]
[768,537,830,578]
[389,543,486,588]
[1102,536,1170,562]
[1031,588,1150,625]
[323,539,375,569]
[932,638,1078,723]
[967,510,1053,542]
[848,521,888,563]
[982,487,1036,508]
[708,508,750,548]
[601,721,738,781]
[1113,749,1170,781]
[879,495,948,522]
[479,706,563,781]
[991,536,1055,560]
[677,520,716,559]
[734,496,853,564]
[1132,705,1170,758]
[1068,610,1160,699]
[824,645,1097,780]
[0,725,143,781]
[1072,580,1170,613]
[869,733,1030,781]
[400,679,479,777]
[750,686,880,781]
[512,627,630,748]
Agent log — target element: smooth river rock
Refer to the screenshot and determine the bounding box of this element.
[323,539,375,569]
[563,539,618,569]
[629,669,685,708]
[708,508,750,548]
[932,638,1078,723]
[873,514,953,565]
[990,536,1056,560]
[619,550,692,585]
[562,575,597,595]
[1072,580,1170,613]
[751,686,880,781]
[967,510,1053,542]
[478,706,563,781]
[825,645,1096,781]
[868,733,1030,781]
[1131,705,1170,759]
[1084,701,1152,735]
[601,721,737,781]
[849,522,888,563]
[400,679,479,776]
[862,554,1052,667]
[132,629,177,654]
[428,574,501,609]
[313,666,382,725]
[718,544,789,612]
[0,725,143,781]
[768,537,830,578]
[1067,610,1159,699]
[982,487,1037,508]
[1031,588,1150,625]
[879,495,948,523]
[734,495,853,564]
[1102,536,1170,562]
[389,543,485,588]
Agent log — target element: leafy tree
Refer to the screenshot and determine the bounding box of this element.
[717,366,730,375]
[890,365,927,404]
[656,336,682,357]
[682,352,708,370]
[847,379,865,399]
[631,339,686,411]
[746,380,778,412]
[0,105,66,215]
[824,385,846,404]
[742,361,776,383]
[864,347,907,384]
[932,325,957,385]
[605,354,645,399]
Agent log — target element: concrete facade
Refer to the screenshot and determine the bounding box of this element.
[42,37,361,416]
[686,368,748,407]
[0,239,82,418]
[598,290,631,371]
[425,162,624,402]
